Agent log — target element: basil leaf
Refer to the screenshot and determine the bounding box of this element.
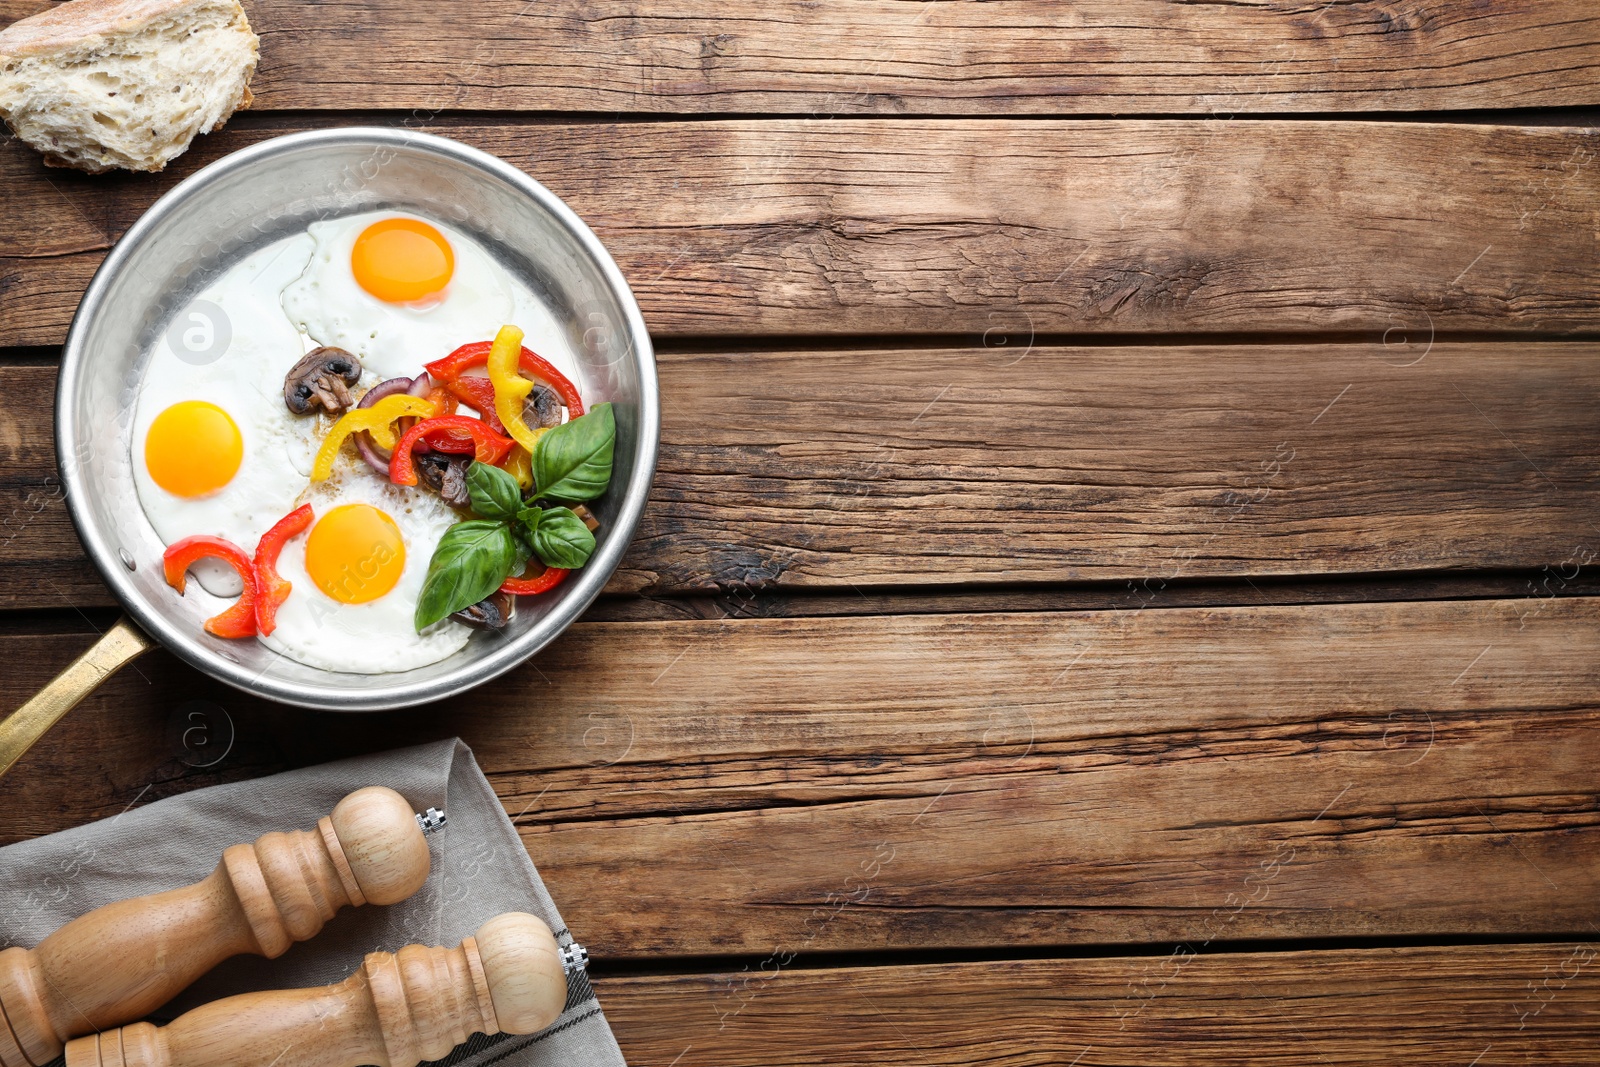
[414,520,517,631]
[530,506,596,569]
[533,402,615,502]
[466,461,522,522]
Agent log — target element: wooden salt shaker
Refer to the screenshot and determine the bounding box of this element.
[63,913,570,1067]
[0,786,440,1067]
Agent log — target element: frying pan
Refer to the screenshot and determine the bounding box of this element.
[0,128,659,777]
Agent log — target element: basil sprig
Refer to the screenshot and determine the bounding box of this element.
[412,403,618,632]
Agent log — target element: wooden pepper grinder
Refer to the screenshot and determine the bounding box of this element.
[0,787,444,1067]
[63,913,572,1067]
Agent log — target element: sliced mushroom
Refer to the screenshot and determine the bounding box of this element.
[451,591,513,630]
[524,383,563,429]
[284,347,362,415]
[572,503,600,532]
[416,452,472,508]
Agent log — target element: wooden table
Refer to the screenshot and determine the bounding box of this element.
[3,2,1599,1063]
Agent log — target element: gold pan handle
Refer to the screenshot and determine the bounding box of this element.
[0,615,154,779]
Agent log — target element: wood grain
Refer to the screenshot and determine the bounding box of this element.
[3,0,1596,115]
[0,341,1595,607]
[597,945,1600,1066]
[5,119,1599,346]
[0,2,1589,1060]
[0,598,1595,957]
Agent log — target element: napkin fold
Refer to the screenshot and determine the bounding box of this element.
[0,738,624,1067]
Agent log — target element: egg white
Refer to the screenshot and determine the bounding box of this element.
[280,211,517,380]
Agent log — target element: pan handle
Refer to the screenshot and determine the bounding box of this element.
[0,615,155,779]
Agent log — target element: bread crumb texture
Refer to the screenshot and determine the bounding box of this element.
[0,0,258,173]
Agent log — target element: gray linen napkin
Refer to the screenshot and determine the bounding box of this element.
[0,738,624,1067]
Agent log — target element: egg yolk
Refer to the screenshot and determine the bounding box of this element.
[304,504,407,604]
[144,401,243,498]
[350,218,454,304]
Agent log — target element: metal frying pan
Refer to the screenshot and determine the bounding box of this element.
[0,128,658,776]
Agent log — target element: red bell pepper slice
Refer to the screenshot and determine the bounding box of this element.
[162,535,259,639]
[391,416,515,486]
[426,341,584,418]
[500,565,569,596]
[424,384,459,419]
[442,375,507,434]
[423,428,479,454]
[253,504,313,636]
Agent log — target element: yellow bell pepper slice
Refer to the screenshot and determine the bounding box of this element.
[504,444,534,491]
[355,395,436,451]
[311,394,436,481]
[488,324,542,452]
[502,430,553,491]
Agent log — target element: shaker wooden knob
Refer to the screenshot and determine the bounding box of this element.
[0,787,434,1067]
[62,913,568,1067]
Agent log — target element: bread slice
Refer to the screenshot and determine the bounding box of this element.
[0,0,258,173]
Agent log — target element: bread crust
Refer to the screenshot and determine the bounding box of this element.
[0,0,220,58]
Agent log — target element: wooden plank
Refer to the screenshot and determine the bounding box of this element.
[627,341,1600,590]
[597,946,1600,1065]
[0,342,1595,607]
[5,119,1598,345]
[0,598,1595,957]
[4,0,1596,116]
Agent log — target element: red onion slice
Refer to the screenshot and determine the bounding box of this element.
[402,372,434,454]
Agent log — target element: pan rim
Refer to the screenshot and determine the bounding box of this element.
[56,127,659,711]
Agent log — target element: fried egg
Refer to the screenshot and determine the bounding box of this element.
[132,235,321,595]
[259,459,470,673]
[280,212,516,381]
